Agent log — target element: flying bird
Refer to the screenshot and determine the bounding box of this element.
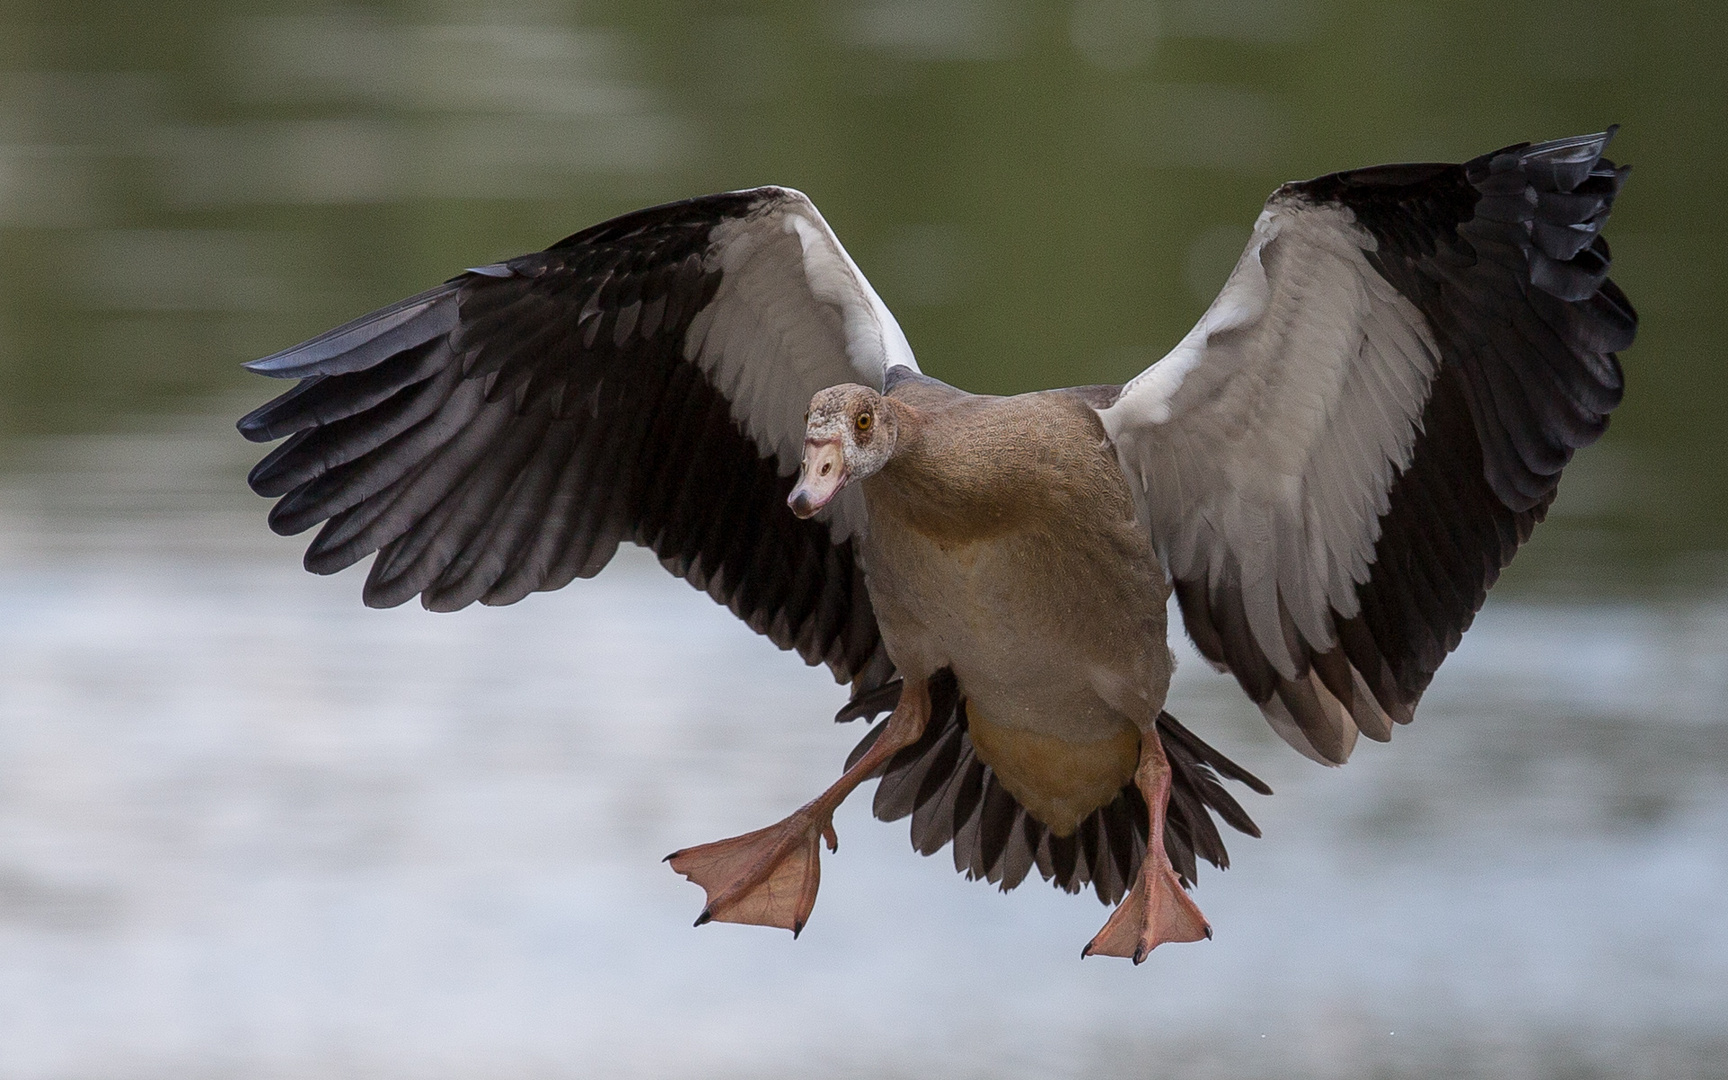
[238,131,1634,962]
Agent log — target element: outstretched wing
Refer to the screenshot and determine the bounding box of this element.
[239,186,916,687]
[1099,131,1636,764]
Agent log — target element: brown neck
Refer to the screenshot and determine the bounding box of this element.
[861,386,1131,547]
[866,393,1035,544]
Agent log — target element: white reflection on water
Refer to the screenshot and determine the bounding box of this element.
[0,412,1724,1080]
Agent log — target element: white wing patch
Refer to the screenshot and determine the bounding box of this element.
[1114,207,1277,424]
[1101,196,1439,685]
[682,188,916,542]
[785,210,920,380]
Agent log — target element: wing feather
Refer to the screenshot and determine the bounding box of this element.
[1100,131,1634,762]
[240,186,917,686]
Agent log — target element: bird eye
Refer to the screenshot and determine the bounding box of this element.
[856,413,872,432]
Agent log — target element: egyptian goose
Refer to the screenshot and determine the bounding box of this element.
[239,131,1634,962]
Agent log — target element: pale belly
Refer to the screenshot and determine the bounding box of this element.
[859,513,1174,834]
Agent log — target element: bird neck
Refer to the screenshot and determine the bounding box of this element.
[866,393,1026,545]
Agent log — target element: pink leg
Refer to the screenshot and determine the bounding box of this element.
[666,678,931,936]
[1082,732,1211,963]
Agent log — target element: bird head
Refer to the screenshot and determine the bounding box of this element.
[788,384,897,519]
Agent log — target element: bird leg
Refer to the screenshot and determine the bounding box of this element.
[666,676,932,936]
[1082,730,1211,963]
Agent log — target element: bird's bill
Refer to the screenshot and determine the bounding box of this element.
[788,438,847,519]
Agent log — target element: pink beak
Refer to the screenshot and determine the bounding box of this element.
[788,438,847,519]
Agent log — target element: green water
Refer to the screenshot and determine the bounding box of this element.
[0,0,1723,586]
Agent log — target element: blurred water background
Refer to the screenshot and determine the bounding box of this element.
[1,2,1725,1077]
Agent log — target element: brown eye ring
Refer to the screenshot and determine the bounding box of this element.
[856,412,872,432]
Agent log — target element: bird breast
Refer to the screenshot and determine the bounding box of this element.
[856,391,1175,833]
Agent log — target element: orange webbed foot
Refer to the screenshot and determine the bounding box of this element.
[666,677,932,939]
[666,814,838,936]
[1082,861,1211,964]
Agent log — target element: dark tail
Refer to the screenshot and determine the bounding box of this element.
[841,672,1269,905]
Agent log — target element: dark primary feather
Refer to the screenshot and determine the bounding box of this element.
[843,674,1269,904]
[238,190,889,688]
[1177,130,1635,758]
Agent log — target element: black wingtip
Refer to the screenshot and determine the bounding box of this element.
[1481,128,1625,196]
[235,397,295,443]
[241,286,459,379]
[834,678,904,724]
[241,351,286,374]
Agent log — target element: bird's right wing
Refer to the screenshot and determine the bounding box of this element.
[239,186,916,688]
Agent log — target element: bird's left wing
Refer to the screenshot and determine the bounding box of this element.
[1098,132,1635,764]
[239,186,914,688]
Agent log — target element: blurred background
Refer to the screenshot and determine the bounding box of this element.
[1,1,1724,1077]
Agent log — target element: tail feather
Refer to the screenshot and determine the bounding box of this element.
[839,673,1270,903]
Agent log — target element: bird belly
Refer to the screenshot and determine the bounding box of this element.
[965,701,1139,836]
[860,510,1172,835]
